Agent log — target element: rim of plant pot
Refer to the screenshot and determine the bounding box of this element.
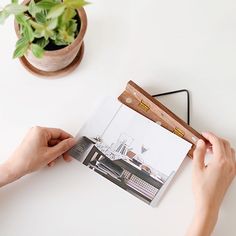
[14,0,87,77]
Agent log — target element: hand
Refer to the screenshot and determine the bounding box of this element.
[193,132,235,213]
[186,132,235,236]
[1,126,76,186]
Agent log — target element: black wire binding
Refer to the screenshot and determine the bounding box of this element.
[152,89,190,125]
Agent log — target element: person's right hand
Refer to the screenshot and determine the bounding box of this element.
[186,132,235,236]
[193,132,235,213]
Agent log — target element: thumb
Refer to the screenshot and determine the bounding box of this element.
[49,138,76,158]
[193,139,206,170]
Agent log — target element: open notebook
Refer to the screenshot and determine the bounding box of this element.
[69,98,192,206]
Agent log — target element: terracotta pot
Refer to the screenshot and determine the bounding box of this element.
[15,0,87,73]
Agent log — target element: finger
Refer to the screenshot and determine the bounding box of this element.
[63,153,73,162]
[233,148,236,173]
[46,128,73,141]
[202,132,225,158]
[206,145,213,153]
[48,139,61,147]
[48,161,56,167]
[48,138,76,160]
[193,139,207,170]
[206,141,213,153]
[222,139,232,159]
[231,148,235,160]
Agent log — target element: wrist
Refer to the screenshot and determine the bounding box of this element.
[194,207,219,223]
[0,160,23,187]
[190,205,219,236]
[195,201,220,220]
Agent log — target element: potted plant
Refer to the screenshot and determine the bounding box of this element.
[0,0,88,77]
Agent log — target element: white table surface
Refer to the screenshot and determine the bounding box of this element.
[0,0,236,235]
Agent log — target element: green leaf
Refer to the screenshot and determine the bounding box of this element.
[35,12,46,23]
[34,30,44,38]
[58,28,74,44]
[30,19,55,40]
[5,3,28,15]
[35,38,49,48]
[28,0,42,18]
[11,0,18,3]
[36,28,54,40]
[54,36,67,46]
[64,0,89,9]
[0,10,10,24]
[31,43,44,58]
[54,40,67,46]
[15,14,27,25]
[13,37,29,58]
[61,8,76,22]
[67,19,77,34]
[23,24,34,42]
[46,4,65,19]
[17,16,34,42]
[30,20,44,30]
[15,36,28,47]
[47,18,58,30]
[50,31,56,41]
[36,0,58,10]
[44,28,54,39]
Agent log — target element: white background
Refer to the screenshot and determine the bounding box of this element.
[0,0,236,235]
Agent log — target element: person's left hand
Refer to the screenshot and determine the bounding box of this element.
[5,126,76,180]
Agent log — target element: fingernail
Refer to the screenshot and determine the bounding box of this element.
[67,156,73,162]
[197,139,204,146]
[49,161,55,167]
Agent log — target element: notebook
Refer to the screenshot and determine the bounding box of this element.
[68,98,192,206]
